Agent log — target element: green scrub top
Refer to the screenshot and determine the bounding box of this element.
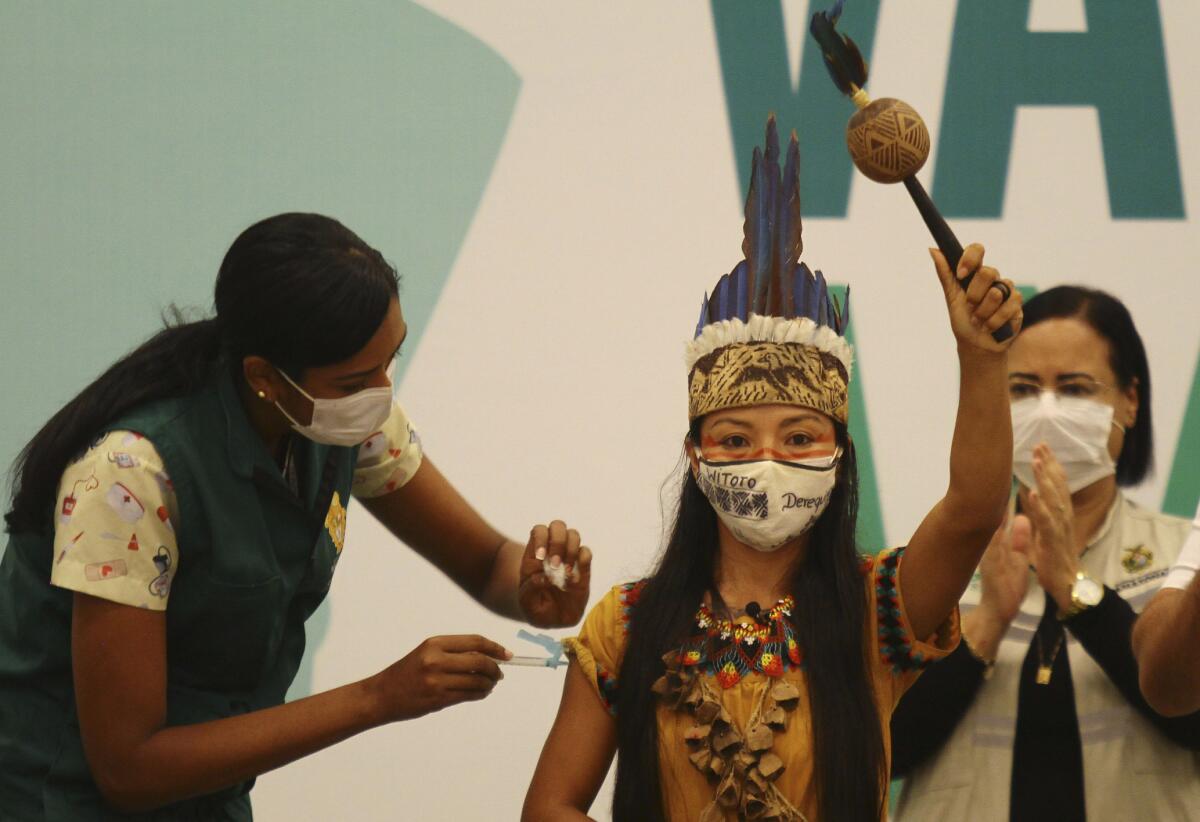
[0,363,357,820]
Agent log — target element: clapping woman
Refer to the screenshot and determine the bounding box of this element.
[891,286,1200,822]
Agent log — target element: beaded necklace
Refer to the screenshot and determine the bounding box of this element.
[680,595,803,689]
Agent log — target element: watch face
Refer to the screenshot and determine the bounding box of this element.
[1075,577,1104,607]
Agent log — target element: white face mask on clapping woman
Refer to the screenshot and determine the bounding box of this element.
[1011,392,1122,493]
[693,448,841,552]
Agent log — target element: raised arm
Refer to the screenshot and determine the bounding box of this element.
[523,661,617,821]
[1133,510,1200,716]
[1134,579,1200,716]
[901,245,1022,639]
[73,593,506,812]
[360,456,591,628]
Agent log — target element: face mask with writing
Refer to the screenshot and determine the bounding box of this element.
[1011,393,1121,494]
[693,448,841,552]
[276,362,395,447]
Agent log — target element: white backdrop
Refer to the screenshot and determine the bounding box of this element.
[228,1,1200,818]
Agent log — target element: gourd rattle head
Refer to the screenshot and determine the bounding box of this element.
[845,97,930,184]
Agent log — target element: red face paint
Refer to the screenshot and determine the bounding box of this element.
[698,431,837,462]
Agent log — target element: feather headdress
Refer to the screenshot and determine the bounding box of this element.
[686,116,853,423]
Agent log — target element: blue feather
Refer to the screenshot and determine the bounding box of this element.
[815,270,829,326]
[791,266,805,322]
[695,294,709,339]
[742,147,769,311]
[761,117,781,314]
[776,132,802,317]
[809,1,868,96]
[733,261,749,321]
[699,115,847,337]
[796,263,817,322]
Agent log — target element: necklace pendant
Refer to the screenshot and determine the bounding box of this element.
[1036,664,1053,685]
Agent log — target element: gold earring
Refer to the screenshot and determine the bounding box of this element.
[256,390,267,400]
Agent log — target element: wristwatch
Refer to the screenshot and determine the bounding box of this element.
[1058,572,1104,620]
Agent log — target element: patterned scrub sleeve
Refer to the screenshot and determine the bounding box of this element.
[869,545,961,702]
[49,431,180,610]
[351,402,424,499]
[563,582,644,715]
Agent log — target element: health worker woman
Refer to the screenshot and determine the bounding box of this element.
[0,213,592,820]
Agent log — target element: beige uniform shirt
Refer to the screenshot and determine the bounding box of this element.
[896,494,1198,822]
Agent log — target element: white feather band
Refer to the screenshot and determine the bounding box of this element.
[684,314,853,377]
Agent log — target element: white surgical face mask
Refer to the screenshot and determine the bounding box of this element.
[1011,393,1120,493]
[275,362,395,447]
[694,449,840,552]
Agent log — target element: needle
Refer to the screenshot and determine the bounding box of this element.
[501,655,562,668]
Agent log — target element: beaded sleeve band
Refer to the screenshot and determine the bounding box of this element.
[687,116,851,423]
[871,546,958,673]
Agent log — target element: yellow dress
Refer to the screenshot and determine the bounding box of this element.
[565,546,959,822]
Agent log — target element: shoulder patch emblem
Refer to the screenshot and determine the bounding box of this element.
[325,491,347,554]
[1121,544,1153,574]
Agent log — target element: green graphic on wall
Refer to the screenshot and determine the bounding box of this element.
[936,0,1183,218]
[0,0,520,699]
[830,286,884,552]
[712,0,1184,220]
[711,0,882,217]
[1165,353,1200,518]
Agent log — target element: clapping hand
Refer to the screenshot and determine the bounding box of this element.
[965,511,1033,659]
[1021,444,1081,612]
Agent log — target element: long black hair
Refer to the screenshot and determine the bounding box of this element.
[1021,286,1153,485]
[612,422,885,821]
[5,213,399,534]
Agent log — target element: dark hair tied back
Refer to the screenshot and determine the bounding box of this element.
[5,213,399,534]
[1021,286,1153,485]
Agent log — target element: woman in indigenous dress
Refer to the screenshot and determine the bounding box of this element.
[522,119,1022,822]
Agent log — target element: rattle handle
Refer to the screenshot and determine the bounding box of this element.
[902,176,1013,342]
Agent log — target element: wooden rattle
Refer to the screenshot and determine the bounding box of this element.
[810,1,1013,342]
